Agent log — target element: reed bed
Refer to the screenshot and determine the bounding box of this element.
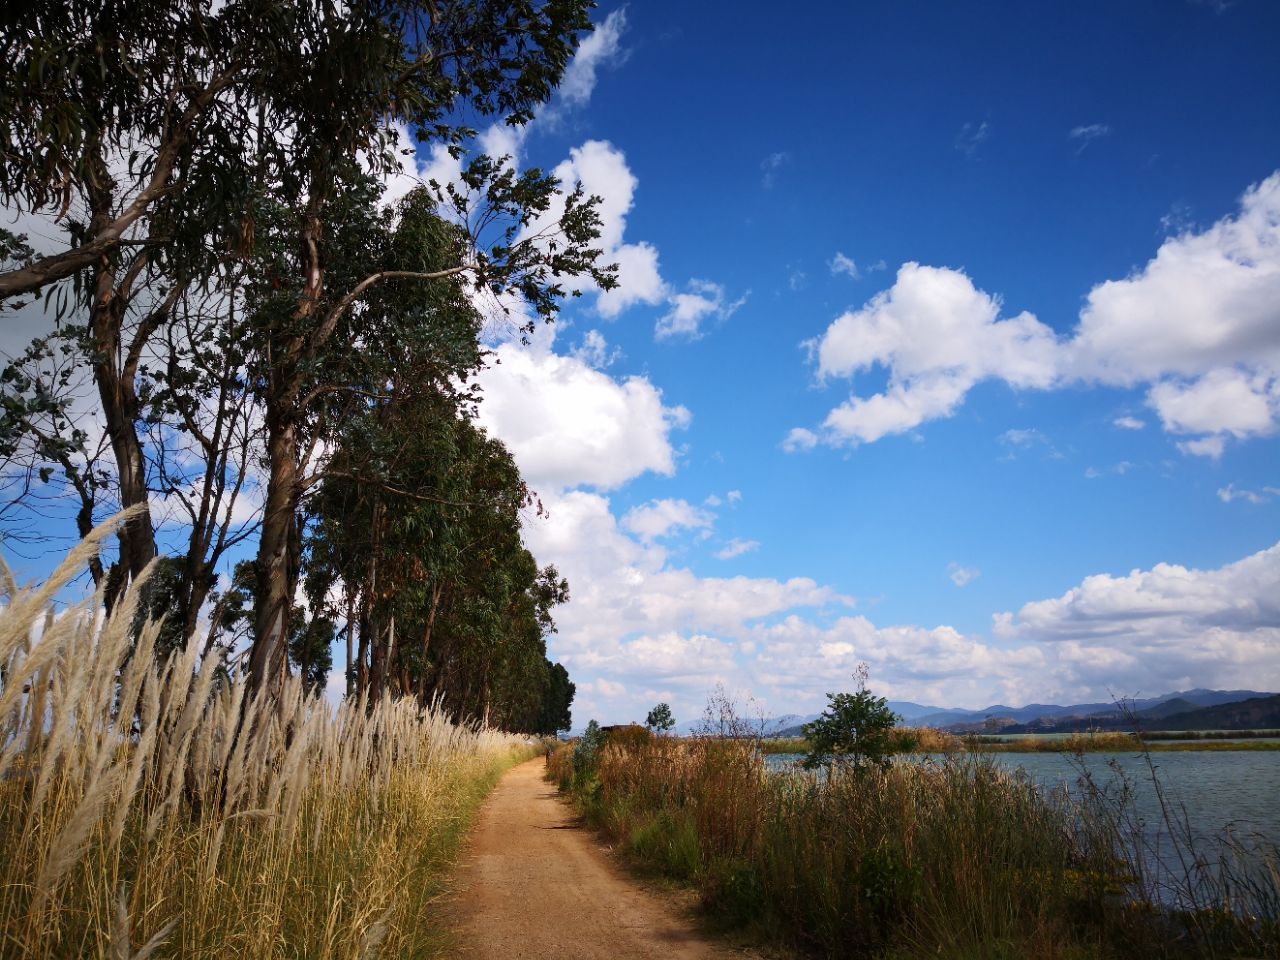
[550,732,1280,958]
[0,521,534,959]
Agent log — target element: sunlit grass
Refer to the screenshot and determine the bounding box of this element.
[551,730,1280,958]
[0,519,535,958]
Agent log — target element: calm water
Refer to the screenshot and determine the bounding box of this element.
[765,749,1280,843]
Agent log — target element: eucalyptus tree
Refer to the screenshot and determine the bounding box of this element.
[301,366,573,730]
[0,0,615,700]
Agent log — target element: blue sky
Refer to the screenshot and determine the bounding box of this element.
[5,0,1279,726]
[454,0,1280,724]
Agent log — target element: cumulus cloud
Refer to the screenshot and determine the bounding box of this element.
[1113,415,1146,430]
[622,498,714,542]
[569,329,619,369]
[517,488,854,721]
[948,563,980,587]
[518,472,1280,721]
[655,279,748,340]
[802,263,1059,444]
[1147,369,1276,440]
[1076,179,1280,376]
[791,172,1280,455]
[475,343,690,492]
[532,139,670,318]
[991,542,1280,696]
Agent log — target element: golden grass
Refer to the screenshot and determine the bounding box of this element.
[552,731,1280,958]
[0,518,534,958]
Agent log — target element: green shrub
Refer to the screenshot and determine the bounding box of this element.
[627,810,701,881]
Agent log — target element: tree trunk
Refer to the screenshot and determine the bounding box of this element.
[344,586,355,698]
[246,204,322,698]
[415,582,444,703]
[376,614,397,700]
[85,161,156,608]
[247,403,298,698]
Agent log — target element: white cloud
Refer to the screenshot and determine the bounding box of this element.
[535,141,740,334]
[1113,415,1146,430]
[792,172,1280,454]
[535,140,670,319]
[529,477,1280,721]
[1147,368,1277,440]
[597,241,667,317]
[829,252,860,280]
[991,542,1280,696]
[948,563,980,587]
[621,498,714,542]
[1068,172,1280,445]
[475,343,690,492]
[782,427,819,452]
[1176,436,1226,459]
[1217,483,1279,505]
[802,263,1059,444]
[557,9,628,109]
[716,538,760,560]
[521,488,854,721]
[655,279,747,341]
[726,489,742,504]
[569,329,619,369]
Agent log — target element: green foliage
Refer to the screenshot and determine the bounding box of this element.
[573,720,605,778]
[645,702,675,734]
[802,664,901,773]
[0,0,613,711]
[538,661,575,734]
[627,810,701,881]
[288,607,335,695]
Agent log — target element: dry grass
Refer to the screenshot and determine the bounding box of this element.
[551,732,1280,958]
[0,518,534,958]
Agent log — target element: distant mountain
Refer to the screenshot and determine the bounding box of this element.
[932,689,1274,733]
[1158,694,1280,730]
[570,689,1276,739]
[995,694,1280,734]
[887,700,953,721]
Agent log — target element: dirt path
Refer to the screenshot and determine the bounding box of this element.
[447,758,745,959]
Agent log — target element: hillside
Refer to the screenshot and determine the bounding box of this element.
[993,694,1280,734]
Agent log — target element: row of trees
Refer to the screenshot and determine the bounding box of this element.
[0,0,606,732]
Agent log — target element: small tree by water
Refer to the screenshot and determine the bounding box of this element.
[802,664,900,772]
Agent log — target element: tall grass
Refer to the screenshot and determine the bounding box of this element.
[551,732,1280,958]
[0,520,534,958]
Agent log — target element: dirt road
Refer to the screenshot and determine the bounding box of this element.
[447,758,744,959]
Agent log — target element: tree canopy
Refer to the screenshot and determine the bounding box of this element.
[0,0,607,729]
[802,665,901,772]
